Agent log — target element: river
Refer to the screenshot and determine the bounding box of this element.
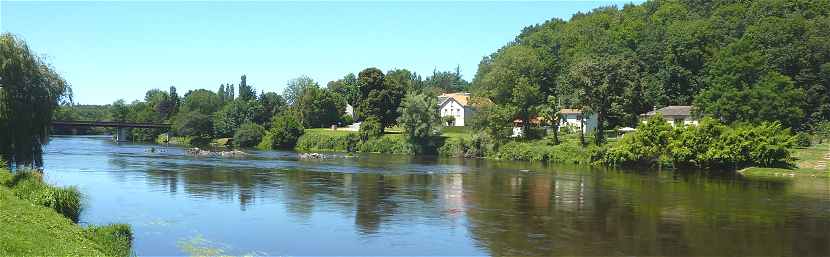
[41,136,830,256]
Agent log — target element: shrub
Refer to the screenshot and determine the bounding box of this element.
[295,132,359,152]
[438,138,467,157]
[603,115,675,166]
[795,132,811,147]
[669,117,725,167]
[8,171,82,222]
[84,224,133,257]
[359,117,383,140]
[233,122,266,148]
[263,113,304,149]
[705,122,795,168]
[356,136,414,154]
[341,114,355,125]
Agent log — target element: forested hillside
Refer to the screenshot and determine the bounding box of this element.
[472,0,830,133]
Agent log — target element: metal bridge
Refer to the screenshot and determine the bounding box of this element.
[51,120,172,142]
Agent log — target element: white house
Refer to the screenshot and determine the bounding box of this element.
[640,106,698,127]
[345,103,355,118]
[438,93,475,127]
[559,109,598,134]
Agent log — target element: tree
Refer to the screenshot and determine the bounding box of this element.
[110,99,130,122]
[327,73,360,106]
[475,45,546,138]
[359,116,383,141]
[257,91,286,124]
[263,113,304,149]
[561,56,637,145]
[424,66,470,93]
[237,74,256,101]
[169,86,180,117]
[294,86,344,128]
[144,89,175,120]
[540,96,561,145]
[695,71,806,129]
[213,100,259,138]
[0,33,71,166]
[284,76,317,106]
[173,111,213,138]
[233,122,265,148]
[180,89,222,115]
[396,92,442,152]
[356,68,404,130]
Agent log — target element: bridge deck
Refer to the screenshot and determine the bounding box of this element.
[52,120,171,128]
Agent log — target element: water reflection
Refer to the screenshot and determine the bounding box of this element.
[43,136,830,256]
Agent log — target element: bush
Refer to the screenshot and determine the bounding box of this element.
[341,114,355,125]
[356,136,414,154]
[233,122,265,148]
[295,132,359,152]
[603,115,675,166]
[795,132,812,147]
[359,117,383,140]
[6,171,82,222]
[488,140,597,164]
[173,111,213,138]
[262,114,304,149]
[438,138,467,157]
[83,224,133,257]
[603,117,796,169]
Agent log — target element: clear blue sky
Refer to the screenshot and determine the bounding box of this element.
[2,0,643,105]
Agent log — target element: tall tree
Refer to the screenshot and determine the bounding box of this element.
[561,56,637,145]
[327,73,360,106]
[355,68,404,130]
[0,33,71,166]
[284,76,318,106]
[397,92,442,153]
[238,74,255,101]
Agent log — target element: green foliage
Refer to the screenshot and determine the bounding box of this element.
[604,115,676,166]
[356,68,405,129]
[0,33,71,166]
[397,92,442,152]
[423,66,470,93]
[295,131,359,152]
[604,116,796,169]
[173,111,213,138]
[284,76,318,106]
[795,132,812,147]
[327,73,360,106]
[262,113,304,149]
[489,140,599,164]
[340,114,355,125]
[4,171,82,223]
[233,122,265,148]
[257,91,286,125]
[356,136,414,154]
[0,185,131,256]
[470,105,515,140]
[471,0,830,133]
[359,116,383,141]
[237,75,256,101]
[294,84,344,128]
[180,89,222,115]
[83,224,133,257]
[212,100,261,138]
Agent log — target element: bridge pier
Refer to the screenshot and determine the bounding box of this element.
[115,127,129,142]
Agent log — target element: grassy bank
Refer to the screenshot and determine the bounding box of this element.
[741,143,830,178]
[0,170,132,256]
[295,128,414,154]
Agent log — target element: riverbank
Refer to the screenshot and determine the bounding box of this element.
[740,143,830,178]
[0,169,132,256]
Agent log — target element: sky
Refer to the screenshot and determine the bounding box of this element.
[1,0,644,105]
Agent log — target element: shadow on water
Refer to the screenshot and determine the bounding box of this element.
[42,136,830,256]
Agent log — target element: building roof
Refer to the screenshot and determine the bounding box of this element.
[438,93,471,106]
[560,108,583,115]
[642,106,693,117]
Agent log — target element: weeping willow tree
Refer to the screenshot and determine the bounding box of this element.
[0,33,71,167]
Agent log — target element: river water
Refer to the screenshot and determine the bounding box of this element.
[41,136,830,256]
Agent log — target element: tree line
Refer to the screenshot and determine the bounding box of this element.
[471,0,830,144]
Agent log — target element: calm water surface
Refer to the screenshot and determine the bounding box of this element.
[42,136,830,256]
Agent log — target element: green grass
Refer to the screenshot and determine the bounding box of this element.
[441,127,474,140]
[740,143,830,178]
[0,169,133,256]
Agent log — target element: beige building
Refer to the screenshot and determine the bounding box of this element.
[640,106,698,126]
